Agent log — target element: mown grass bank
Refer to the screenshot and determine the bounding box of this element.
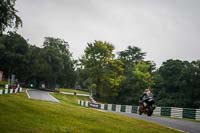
[0,92,180,133]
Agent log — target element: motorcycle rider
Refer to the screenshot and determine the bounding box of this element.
[139,88,154,108]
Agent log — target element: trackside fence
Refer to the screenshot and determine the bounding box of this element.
[78,100,200,121]
[0,87,23,95]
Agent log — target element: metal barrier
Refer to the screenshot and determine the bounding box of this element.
[0,87,22,95]
[78,100,200,121]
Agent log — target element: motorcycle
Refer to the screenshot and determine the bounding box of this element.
[138,97,156,116]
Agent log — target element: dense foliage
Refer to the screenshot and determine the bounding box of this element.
[0,32,76,89]
[117,46,154,105]
[0,0,22,35]
[153,60,200,108]
[0,31,200,107]
[79,41,124,102]
[79,43,200,107]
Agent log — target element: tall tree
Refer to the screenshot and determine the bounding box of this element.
[190,60,200,107]
[0,32,29,82]
[25,45,51,88]
[118,45,146,71]
[80,40,124,102]
[0,0,22,35]
[118,61,153,105]
[153,59,200,108]
[42,37,76,89]
[0,33,76,89]
[117,46,153,105]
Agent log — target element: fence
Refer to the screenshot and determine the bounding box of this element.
[0,87,23,95]
[78,100,200,121]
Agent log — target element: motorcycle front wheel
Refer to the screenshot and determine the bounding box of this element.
[147,106,153,116]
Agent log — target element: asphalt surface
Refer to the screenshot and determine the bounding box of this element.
[26,89,59,102]
[26,90,200,132]
[114,112,200,133]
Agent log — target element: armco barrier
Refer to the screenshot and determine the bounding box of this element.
[171,107,182,119]
[196,109,200,121]
[153,107,161,116]
[0,87,23,95]
[183,108,196,119]
[161,107,171,116]
[78,100,200,121]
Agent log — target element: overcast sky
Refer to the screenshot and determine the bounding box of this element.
[15,0,200,66]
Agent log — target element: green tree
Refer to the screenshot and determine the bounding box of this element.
[42,37,76,89]
[0,33,76,90]
[100,59,124,101]
[118,61,153,105]
[0,0,22,35]
[0,32,29,82]
[80,40,124,102]
[117,46,154,105]
[25,45,51,88]
[153,59,200,108]
[118,45,146,71]
[190,60,200,107]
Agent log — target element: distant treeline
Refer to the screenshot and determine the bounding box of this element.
[0,32,76,89]
[0,32,199,108]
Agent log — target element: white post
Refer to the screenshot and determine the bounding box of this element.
[5,84,9,89]
[15,88,18,93]
[125,105,132,113]
[116,105,121,112]
[153,107,161,116]
[10,89,13,94]
[4,89,8,94]
[81,101,84,106]
[108,104,112,111]
[100,104,104,110]
[85,101,89,107]
[19,87,22,92]
[171,107,183,119]
[196,109,200,121]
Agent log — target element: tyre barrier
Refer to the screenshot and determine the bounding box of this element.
[0,87,23,95]
[78,100,200,121]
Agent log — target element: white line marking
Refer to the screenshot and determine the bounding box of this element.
[48,92,60,103]
[26,89,31,98]
[167,126,187,133]
[93,108,107,112]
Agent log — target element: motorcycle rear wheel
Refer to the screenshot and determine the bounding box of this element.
[139,106,143,115]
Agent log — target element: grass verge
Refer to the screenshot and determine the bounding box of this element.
[0,92,181,133]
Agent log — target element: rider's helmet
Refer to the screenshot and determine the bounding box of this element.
[144,88,150,93]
